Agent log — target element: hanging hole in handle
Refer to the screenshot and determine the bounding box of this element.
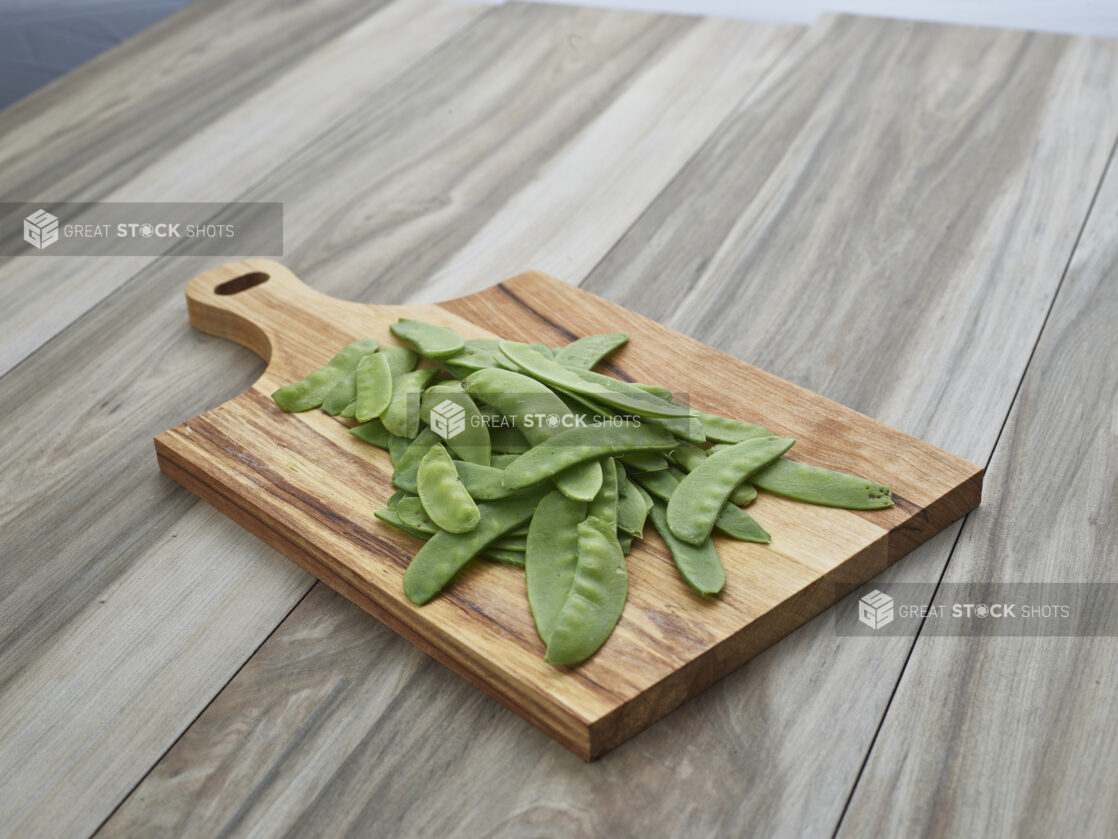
[215,271,269,295]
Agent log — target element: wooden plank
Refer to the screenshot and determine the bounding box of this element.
[98,14,1118,838]
[0,0,484,376]
[152,259,976,758]
[837,146,1118,837]
[0,6,802,836]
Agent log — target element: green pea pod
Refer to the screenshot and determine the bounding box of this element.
[374,507,430,541]
[489,534,527,552]
[553,333,628,369]
[525,490,588,642]
[403,490,545,605]
[484,548,526,567]
[381,368,438,439]
[489,453,519,469]
[751,458,893,509]
[417,444,481,534]
[395,496,438,534]
[321,369,358,415]
[272,338,379,412]
[387,433,409,467]
[588,457,618,535]
[420,382,490,466]
[379,345,419,375]
[619,534,634,554]
[502,421,677,491]
[395,428,441,473]
[464,368,601,501]
[563,368,702,442]
[442,346,499,377]
[390,318,465,358]
[667,436,794,545]
[354,351,393,421]
[339,398,357,418]
[452,461,514,501]
[648,503,724,595]
[620,451,669,472]
[544,516,628,666]
[498,342,690,419]
[528,342,556,359]
[616,467,650,538]
[670,441,757,505]
[693,409,774,444]
[635,468,765,540]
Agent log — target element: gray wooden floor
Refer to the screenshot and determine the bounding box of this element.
[1,1,1115,837]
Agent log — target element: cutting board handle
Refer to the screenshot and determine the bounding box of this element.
[185,258,341,361]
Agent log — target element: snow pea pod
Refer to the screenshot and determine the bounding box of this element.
[396,496,438,534]
[484,548,526,566]
[502,421,677,490]
[526,490,588,642]
[464,368,602,501]
[693,409,774,444]
[616,467,650,538]
[620,451,669,472]
[452,461,514,501]
[670,441,758,506]
[417,444,480,534]
[554,333,628,369]
[751,458,893,509]
[498,342,690,419]
[666,436,794,545]
[354,351,393,422]
[420,382,490,466]
[648,503,724,595]
[387,432,409,467]
[381,368,438,439]
[489,534,527,552]
[389,318,465,358]
[395,428,441,473]
[273,338,380,412]
[544,516,628,666]
[403,490,545,604]
[443,346,499,378]
[588,457,618,534]
[635,468,766,540]
[379,345,420,375]
[563,367,698,432]
[350,418,392,449]
[374,507,430,541]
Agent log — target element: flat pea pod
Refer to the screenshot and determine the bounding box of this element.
[528,342,556,359]
[693,409,774,444]
[387,432,409,467]
[564,368,701,441]
[452,461,514,500]
[588,457,619,534]
[667,436,794,545]
[620,451,669,472]
[634,468,764,540]
[648,503,724,595]
[322,370,359,415]
[489,534,527,552]
[389,318,465,358]
[272,338,380,412]
[502,421,677,490]
[489,453,519,469]
[553,333,628,369]
[354,351,393,421]
[417,444,480,534]
[395,496,438,533]
[526,490,588,642]
[464,368,602,501]
[484,549,526,567]
[616,467,650,538]
[403,490,544,604]
[379,345,419,375]
[751,458,893,509]
[420,382,490,466]
[381,367,438,439]
[670,441,757,505]
[498,342,690,419]
[544,516,628,666]
[442,346,498,377]
[619,534,634,554]
[396,428,441,473]
[374,507,430,541]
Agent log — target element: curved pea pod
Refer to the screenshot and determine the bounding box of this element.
[502,421,677,490]
[565,368,701,442]
[381,367,438,439]
[354,351,393,422]
[464,368,601,500]
[667,436,794,545]
[489,453,519,469]
[619,534,634,554]
[322,371,358,415]
[452,461,513,501]
[272,338,380,412]
[526,490,588,642]
[391,429,441,492]
[403,490,545,604]
[588,457,618,534]
[483,548,526,567]
[620,451,669,473]
[670,441,756,505]
[379,345,419,375]
[751,458,893,509]
[553,332,628,369]
[442,346,498,377]
[420,382,490,466]
[730,483,758,506]
[389,318,465,358]
[544,516,628,666]
[498,342,690,419]
[693,409,774,444]
[713,503,770,543]
[417,444,480,534]
[528,342,556,359]
[648,503,724,595]
[489,534,527,552]
[387,432,409,467]
[374,507,430,541]
[616,468,650,538]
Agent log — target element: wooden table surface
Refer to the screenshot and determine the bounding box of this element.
[1,1,1115,836]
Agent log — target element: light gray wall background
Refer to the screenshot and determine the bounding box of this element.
[0,0,1116,111]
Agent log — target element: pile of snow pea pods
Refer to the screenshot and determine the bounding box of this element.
[272,319,894,666]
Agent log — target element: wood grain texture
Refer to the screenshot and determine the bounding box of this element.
[0,5,803,836]
[154,259,979,758]
[96,12,1118,839]
[838,145,1118,837]
[0,0,484,376]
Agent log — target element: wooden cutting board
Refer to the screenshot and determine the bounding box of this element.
[155,258,982,759]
